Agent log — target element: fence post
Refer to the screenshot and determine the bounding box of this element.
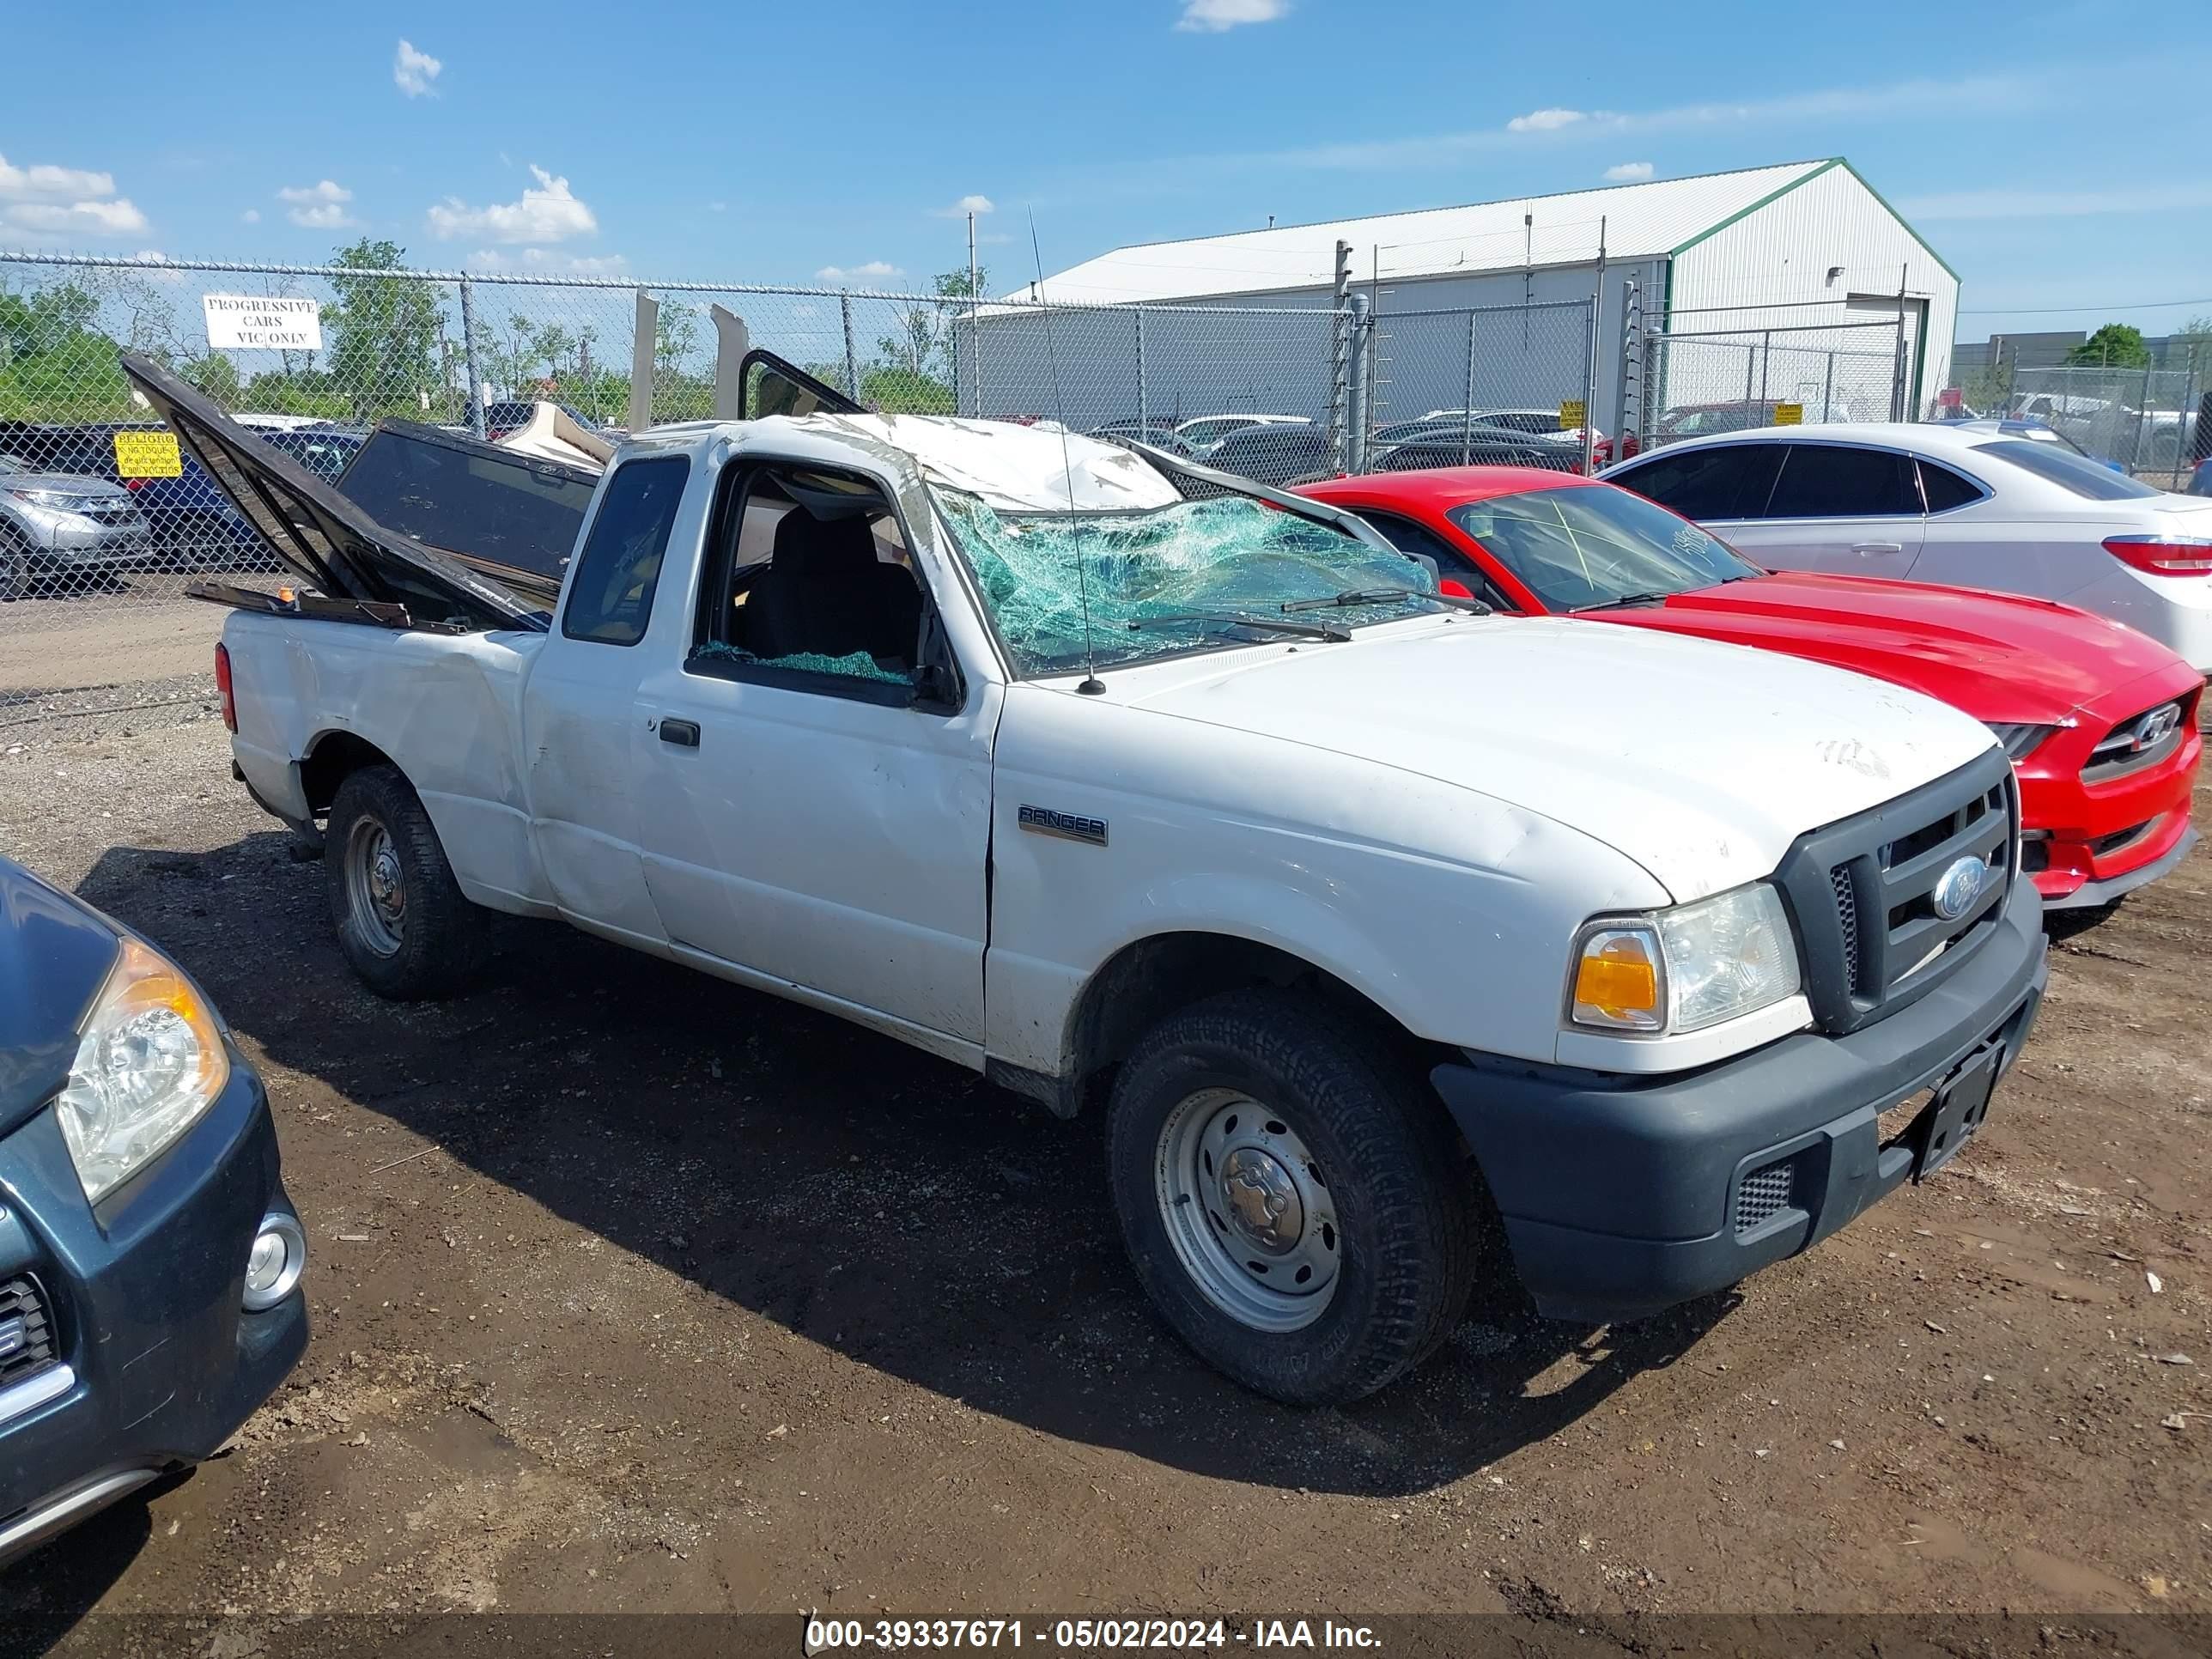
[1327,240,1352,473]
[1461,311,1477,465]
[1346,295,1372,474]
[629,289,658,433]
[457,276,486,439]
[834,293,859,403]
[1892,267,1910,421]
[1823,353,1836,425]
[1610,283,1645,448]
[1582,298,1601,475]
[1135,307,1148,439]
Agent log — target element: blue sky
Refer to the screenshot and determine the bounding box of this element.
[5,0,2209,342]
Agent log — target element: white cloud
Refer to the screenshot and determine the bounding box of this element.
[277,179,359,229]
[0,155,116,201]
[816,261,902,283]
[709,200,728,213]
[241,207,261,223]
[1899,181,2212,222]
[1176,0,1289,31]
[0,151,145,238]
[933,193,995,217]
[5,198,150,235]
[394,39,442,98]
[1507,107,1589,132]
[428,166,597,243]
[468,246,629,275]
[1603,161,1655,182]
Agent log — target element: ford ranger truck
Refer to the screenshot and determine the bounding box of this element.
[126,350,2049,1407]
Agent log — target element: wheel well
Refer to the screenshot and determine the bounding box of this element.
[1053,933,1426,1116]
[299,732,396,817]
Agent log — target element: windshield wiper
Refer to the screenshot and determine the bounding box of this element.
[1281,585,1492,617]
[1126,612,1352,643]
[1571,591,1675,613]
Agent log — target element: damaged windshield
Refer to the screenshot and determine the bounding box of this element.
[1447,487,1759,611]
[933,490,1435,676]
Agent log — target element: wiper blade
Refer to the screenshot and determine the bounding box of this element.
[1281,585,1492,616]
[1571,590,1674,613]
[1126,612,1352,642]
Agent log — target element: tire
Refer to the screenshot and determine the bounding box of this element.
[1106,989,1482,1405]
[0,526,31,600]
[325,764,488,999]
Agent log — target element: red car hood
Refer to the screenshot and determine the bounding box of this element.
[1593,571,2194,724]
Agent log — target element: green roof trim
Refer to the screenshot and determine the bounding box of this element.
[1668,156,1961,285]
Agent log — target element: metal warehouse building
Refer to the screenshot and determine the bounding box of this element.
[981,158,1957,439]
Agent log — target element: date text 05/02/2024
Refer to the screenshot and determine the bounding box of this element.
[803,1619,1382,1651]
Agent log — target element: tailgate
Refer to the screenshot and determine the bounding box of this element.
[118,352,547,632]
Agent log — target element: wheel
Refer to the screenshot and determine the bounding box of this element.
[325,764,488,999]
[0,526,31,600]
[1106,989,1482,1405]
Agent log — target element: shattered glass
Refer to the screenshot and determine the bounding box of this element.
[691,639,911,686]
[932,491,1431,677]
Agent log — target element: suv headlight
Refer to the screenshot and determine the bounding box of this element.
[1570,882,1801,1036]
[4,487,98,514]
[55,938,230,1203]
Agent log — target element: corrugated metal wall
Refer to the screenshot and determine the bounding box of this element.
[1667,162,1960,419]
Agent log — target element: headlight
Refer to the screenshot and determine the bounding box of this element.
[55,938,230,1203]
[1985,722,2054,763]
[1570,883,1801,1036]
[4,488,99,513]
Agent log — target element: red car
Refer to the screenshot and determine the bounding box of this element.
[1295,467,2203,912]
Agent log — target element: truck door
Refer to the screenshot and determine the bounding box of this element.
[521,453,696,946]
[629,452,997,1050]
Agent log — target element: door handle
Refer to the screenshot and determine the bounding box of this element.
[1850,542,1904,556]
[658,719,700,748]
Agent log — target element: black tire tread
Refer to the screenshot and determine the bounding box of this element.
[325,764,488,1000]
[1107,988,1482,1405]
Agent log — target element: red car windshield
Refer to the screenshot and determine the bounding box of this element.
[1447,487,1761,611]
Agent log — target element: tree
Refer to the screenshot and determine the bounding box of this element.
[325,238,447,420]
[183,352,241,406]
[0,280,137,420]
[865,266,984,414]
[2063,323,2151,370]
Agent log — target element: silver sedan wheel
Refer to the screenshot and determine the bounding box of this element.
[1153,1086,1340,1333]
[343,816,406,957]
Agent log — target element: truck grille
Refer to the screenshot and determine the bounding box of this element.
[0,1276,58,1389]
[1778,750,2016,1035]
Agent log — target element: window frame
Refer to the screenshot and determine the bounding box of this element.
[684,455,968,715]
[556,453,691,647]
[1914,456,1990,516]
[1758,440,1926,521]
[1609,441,1786,523]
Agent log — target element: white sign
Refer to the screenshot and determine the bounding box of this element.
[203,293,324,351]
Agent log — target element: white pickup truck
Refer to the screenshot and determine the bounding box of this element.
[129,350,2048,1405]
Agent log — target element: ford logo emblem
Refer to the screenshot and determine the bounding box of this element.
[1932,855,1989,921]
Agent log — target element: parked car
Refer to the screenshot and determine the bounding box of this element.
[2191,456,2211,497]
[1190,422,1336,488]
[0,421,255,571]
[1452,407,1638,466]
[1085,419,1199,459]
[1297,466,2203,912]
[0,854,307,1565]
[130,347,2047,1407]
[0,451,151,599]
[1173,412,1310,449]
[1601,422,2212,673]
[1370,421,1584,475]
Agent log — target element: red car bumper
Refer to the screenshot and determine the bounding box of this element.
[2018,677,2203,909]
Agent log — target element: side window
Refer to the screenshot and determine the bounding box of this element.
[1917,459,1983,514]
[1764,446,1921,519]
[561,456,689,646]
[1353,508,1463,569]
[1611,444,1782,520]
[690,463,946,708]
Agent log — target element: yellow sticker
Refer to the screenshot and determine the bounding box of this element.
[1772,403,1804,427]
[114,429,182,478]
[1558,400,1587,430]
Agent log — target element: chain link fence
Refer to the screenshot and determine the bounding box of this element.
[1636,319,1909,450]
[0,249,1608,710]
[1954,360,2207,482]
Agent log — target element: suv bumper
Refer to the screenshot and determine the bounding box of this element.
[1432,878,2049,1325]
[0,1047,307,1565]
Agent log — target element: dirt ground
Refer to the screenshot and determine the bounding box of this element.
[0,603,2207,1639]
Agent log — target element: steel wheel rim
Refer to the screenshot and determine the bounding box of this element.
[344,816,405,957]
[1154,1086,1340,1333]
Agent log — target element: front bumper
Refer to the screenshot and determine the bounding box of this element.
[1432,878,2049,1325]
[0,1045,307,1566]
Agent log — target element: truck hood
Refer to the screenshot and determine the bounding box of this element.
[1586,571,2190,725]
[1114,616,1997,903]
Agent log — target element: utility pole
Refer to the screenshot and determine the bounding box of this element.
[967,209,981,419]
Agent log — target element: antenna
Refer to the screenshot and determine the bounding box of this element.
[1028,210,1105,696]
